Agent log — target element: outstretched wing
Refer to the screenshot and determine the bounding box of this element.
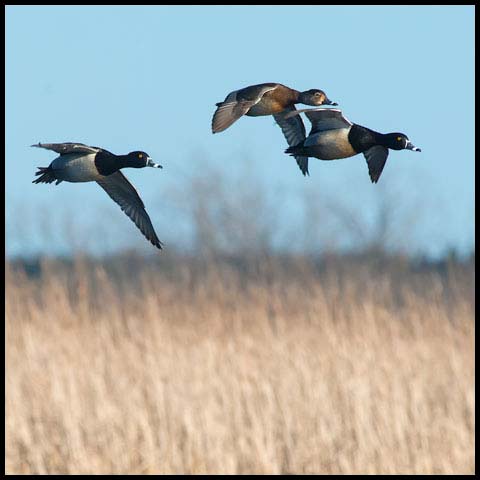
[212,84,278,133]
[96,171,163,249]
[285,108,352,135]
[31,142,102,155]
[363,145,389,183]
[274,106,309,176]
[211,100,257,133]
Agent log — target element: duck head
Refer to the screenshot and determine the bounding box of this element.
[299,89,338,107]
[127,151,162,168]
[383,134,421,152]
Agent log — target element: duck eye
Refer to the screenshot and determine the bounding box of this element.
[138,153,143,159]
[396,136,402,142]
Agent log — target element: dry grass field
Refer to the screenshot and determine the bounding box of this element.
[5,255,475,474]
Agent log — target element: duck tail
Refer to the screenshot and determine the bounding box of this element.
[33,166,61,185]
[285,143,306,156]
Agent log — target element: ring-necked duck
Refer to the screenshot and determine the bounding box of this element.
[212,83,337,176]
[32,142,163,249]
[284,108,421,183]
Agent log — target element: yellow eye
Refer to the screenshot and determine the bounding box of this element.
[138,153,143,159]
[397,136,402,141]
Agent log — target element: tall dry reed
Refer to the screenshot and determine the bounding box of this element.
[5,256,475,474]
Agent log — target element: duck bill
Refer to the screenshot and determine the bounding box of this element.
[147,157,163,168]
[406,141,421,152]
[325,98,338,106]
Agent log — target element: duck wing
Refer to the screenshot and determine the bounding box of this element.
[31,142,102,155]
[285,108,352,135]
[235,83,279,102]
[274,106,309,176]
[363,145,389,183]
[96,172,163,249]
[212,84,278,133]
[211,100,255,133]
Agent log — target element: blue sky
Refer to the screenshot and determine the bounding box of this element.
[5,6,475,257]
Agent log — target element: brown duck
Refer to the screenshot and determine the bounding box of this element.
[212,82,337,176]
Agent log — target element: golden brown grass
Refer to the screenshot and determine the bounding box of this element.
[5,256,475,474]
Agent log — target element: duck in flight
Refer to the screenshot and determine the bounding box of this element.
[212,82,337,176]
[284,108,421,183]
[32,142,163,249]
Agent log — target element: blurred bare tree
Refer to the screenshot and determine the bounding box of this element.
[6,155,440,259]
[166,160,287,257]
[298,176,428,257]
